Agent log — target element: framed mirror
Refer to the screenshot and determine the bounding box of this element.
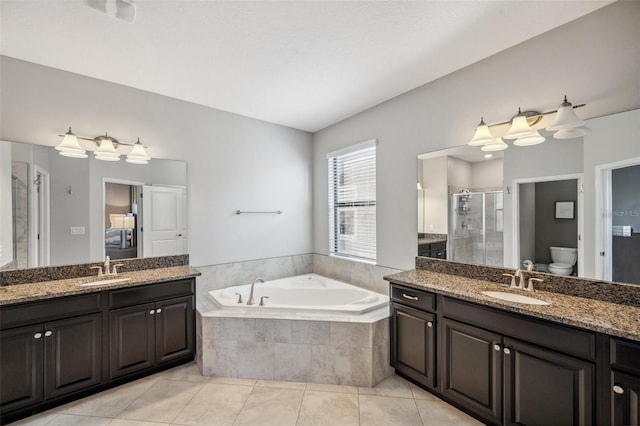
[417,109,640,285]
[1,140,187,271]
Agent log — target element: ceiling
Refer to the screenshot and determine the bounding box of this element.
[0,1,613,132]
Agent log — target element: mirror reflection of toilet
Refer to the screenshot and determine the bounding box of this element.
[548,246,577,275]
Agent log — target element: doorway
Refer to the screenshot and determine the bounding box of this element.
[513,174,584,275]
[104,181,142,260]
[597,159,640,284]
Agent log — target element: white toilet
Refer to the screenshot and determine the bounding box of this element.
[548,246,577,275]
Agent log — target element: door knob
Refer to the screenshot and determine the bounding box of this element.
[44,330,53,337]
[34,332,43,339]
[149,309,155,315]
[613,385,625,395]
[427,321,433,328]
[503,347,511,355]
[156,308,162,314]
[493,344,501,351]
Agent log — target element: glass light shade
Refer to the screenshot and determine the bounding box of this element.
[504,114,537,140]
[547,97,585,131]
[126,140,151,164]
[553,126,590,139]
[56,128,86,156]
[94,139,120,161]
[513,131,545,146]
[481,138,508,152]
[468,118,495,146]
[59,149,88,158]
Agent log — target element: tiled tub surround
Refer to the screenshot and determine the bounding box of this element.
[388,259,640,341]
[197,305,393,387]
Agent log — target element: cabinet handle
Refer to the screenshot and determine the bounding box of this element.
[427,321,433,328]
[613,385,625,395]
[34,332,43,339]
[503,347,511,355]
[493,344,501,351]
[156,308,162,314]
[402,293,419,301]
[44,330,53,337]
[149,309,156,315]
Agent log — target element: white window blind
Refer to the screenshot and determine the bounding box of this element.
[327,140,376,262]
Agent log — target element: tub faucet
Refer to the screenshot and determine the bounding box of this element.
[246,277,264,305]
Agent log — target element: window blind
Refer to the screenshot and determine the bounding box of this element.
[327,141,376,262]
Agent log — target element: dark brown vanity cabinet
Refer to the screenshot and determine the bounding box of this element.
[0,294,102,414]
[390,282,598,426]
[1,277,196,424]
[390,285,437,389]
[610,338,640,425]
[109,280,194,379]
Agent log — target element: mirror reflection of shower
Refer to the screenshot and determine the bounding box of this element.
[450,190,504,267]
[11,162,29,269]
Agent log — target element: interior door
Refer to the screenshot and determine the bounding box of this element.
[141,186,187,257]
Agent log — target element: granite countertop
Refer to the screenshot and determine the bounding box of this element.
[0,265,201,306]
[385,269,640,342]
[418,237,447,245]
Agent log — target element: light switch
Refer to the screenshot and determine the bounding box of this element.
[70,226,85,235]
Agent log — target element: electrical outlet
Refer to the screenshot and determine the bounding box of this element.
[70,226,85,235]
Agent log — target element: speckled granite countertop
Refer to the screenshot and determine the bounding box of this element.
[0,266,200,306]
[385,269,640,342]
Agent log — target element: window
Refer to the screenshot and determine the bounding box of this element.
[327,140,376,262]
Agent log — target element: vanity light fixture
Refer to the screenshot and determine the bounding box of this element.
[55,128,151,164]
[468,96,586,150]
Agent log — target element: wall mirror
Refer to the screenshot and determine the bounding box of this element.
[417,109,640,285]
[1,140,187,271]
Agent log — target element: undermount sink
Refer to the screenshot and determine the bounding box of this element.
[481,291,550,306]
[76,277,131,286]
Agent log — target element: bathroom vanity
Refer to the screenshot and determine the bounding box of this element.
[386,265,640,426]
[0,261,199,424]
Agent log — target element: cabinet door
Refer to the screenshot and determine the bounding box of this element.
[504,337,594,426]
[442,318,502,425]
[390,303,436,389]
[612,370,640,426]
[110,303,155,379]
[0,325,44,413]
[155,296,194,364]
[44,314,102,399]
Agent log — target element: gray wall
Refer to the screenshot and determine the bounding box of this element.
[534,180,578,264]
[612,165,640,232]
[313,1,640,270]
[0,56,313,268]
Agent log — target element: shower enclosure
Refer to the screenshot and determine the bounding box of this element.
[449,190,503,267]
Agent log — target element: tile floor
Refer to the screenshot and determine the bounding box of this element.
[12,363,482,426]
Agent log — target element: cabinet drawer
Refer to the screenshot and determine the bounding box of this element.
[611,338,640,375]
[0,293,102,330]
[442,297,595,360]
[109,279,194,309]
[391,284,436,312]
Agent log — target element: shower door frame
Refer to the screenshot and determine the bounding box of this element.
[511,173,584,275]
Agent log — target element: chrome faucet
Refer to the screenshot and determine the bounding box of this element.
[246,277,264,305]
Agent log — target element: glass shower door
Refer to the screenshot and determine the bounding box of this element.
[450,192,485,265]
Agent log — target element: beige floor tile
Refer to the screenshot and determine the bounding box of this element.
[296,390,359,426]
[154,362,209,383]
[10,412,60,425]
[116,379,204,423]
[59,379,158,417]
[305,382,358,394]
[45,414,112,425]
[233,387,303,426]
[207,376,257,386]
[172,383,253,426]
[409,382,439,400]
[358,375,413,398]
[416,399,484,426]
[107,419,170,426]
[255,379,306,390]
[359,395,422,426]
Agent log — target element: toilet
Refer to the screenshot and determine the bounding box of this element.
[548,246,577,275]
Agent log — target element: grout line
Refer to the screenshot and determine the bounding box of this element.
[168,379,207,424]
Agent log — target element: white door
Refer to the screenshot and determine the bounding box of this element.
[141,185,187,257]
